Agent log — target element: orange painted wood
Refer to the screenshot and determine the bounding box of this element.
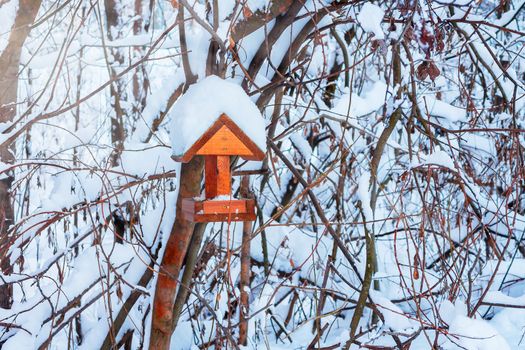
[204,156,218,199]
[216,156,231,196]
[202,199,247,214]
[172,114,266,163]
[185,212,256,222]
[182,198,249,214]
[204,155,231,199]
[196,125,253,156]
[151,157,203,350]
[182,198,256,222]
[218,114,265,160]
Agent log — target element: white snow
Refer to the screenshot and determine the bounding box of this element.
[370,291,414,331]
[460,133,496,157]
[358,172,373,230]
[421,96,467,123]
[357,3,385,39]
[417,150,456,169]
[440,301,511,350]
[331,80,388,119]
[169,75,267,158]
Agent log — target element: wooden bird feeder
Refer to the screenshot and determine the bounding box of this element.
[173,114,265,222]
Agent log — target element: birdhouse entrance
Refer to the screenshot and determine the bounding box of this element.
[173,114,265,222]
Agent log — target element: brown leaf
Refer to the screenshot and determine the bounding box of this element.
[57,263,63,283]
[413,254,420,268]
[416,62,428,80]
[116,282,123,301]
[428,61,440,80]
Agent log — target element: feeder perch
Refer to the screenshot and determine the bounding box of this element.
[173,114,265,222]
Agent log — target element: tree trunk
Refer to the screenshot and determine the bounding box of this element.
[149,157,204,349]
[104,0,127,167]
[0,0,42,310]
[239,176,252,345]
[131,0,153,118]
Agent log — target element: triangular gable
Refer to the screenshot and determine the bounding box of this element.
[196,124,253,156]
[173,114,265,163]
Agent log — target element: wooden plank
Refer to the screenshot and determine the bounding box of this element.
[204,155,231,199]
[182,199,204,215]
[172,119,224,162]
[202,199,247,214]
[196,125,254,156]
[216,156,231,196]
[192,212,256,223]
[218,114,265,160]
[204,156,218,199]
[173,114,266,162]
[181,198,256,222]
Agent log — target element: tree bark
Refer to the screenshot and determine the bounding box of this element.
[149,157,204,350]
[239,176,252,345]
[104,0,127,167]
[0,0,42,310]
[241,1,304,89]
[171,222,206,329]
[131,0,154,118]
[230,0,294,43]
[149,3,204,348]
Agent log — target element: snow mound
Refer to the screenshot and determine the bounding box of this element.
[440,301,511,350]
[422,97,467,123]
[169,75,267,158]
[357,3,385,39]
[331,80,387,118]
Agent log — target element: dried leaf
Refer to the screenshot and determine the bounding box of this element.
[416,62,428,80]
[413,254,420,268]
[116,282,123,301]
[57,262,63,283]
[403,25,414,42]
[420,25,435,49]
[428,61,440,80]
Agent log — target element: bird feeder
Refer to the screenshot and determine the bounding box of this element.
[172,114,265,222]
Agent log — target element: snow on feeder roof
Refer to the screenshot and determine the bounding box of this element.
[170,75,266,162]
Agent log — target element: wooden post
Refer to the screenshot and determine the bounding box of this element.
[204,155,231,199]
[204,156,217,199]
